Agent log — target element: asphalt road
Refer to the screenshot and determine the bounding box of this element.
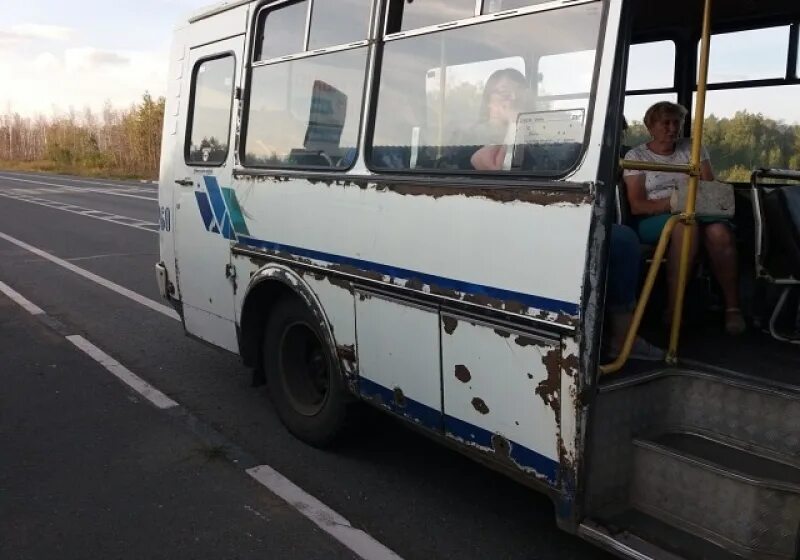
[0,170,611,560]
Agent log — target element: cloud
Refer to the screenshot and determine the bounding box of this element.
[0,46,167,117]
[10,24,73,41]
[64,47,130,69]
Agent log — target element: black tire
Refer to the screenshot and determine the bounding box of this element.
[262,297,348,447]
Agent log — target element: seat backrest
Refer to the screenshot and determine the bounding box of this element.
[761,184,800,280]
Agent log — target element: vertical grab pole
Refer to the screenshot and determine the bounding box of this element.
[667,0,713,363]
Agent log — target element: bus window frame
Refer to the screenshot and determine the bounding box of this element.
[365,0,608,180]
[237,0,377,172]
[184,51,238,168]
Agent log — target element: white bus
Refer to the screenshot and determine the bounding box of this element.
[157,0,800,557]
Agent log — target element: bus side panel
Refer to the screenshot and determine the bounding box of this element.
[157,27,189,301]
[440,314,561,484]
[231,177,591,324]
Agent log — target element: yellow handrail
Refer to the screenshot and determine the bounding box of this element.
[667,0,714,363]
[601,0,713,374]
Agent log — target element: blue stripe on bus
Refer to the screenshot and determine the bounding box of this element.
[236,236,580,317]
[359,378,558,484]
[359,377,443,430]
[444,415,558,484]
[203,176,235,240]
[194,191,215,232]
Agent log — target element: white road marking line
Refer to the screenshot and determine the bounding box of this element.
[0,192,158,234]
[0,280,45,315]
[66,335,179,409]
[0,171,157,190]
[0,231,180,321]
[247,465,404,560]
[0,278,402,560]
[0,175,157,201]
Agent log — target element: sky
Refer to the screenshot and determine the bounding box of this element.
[0,0,203,117]
[1,2,798,125]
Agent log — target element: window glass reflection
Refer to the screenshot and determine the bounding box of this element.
[188,56,235,165]
[244,48,368,169]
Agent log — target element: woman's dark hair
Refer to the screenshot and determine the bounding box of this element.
[479,68,527,122]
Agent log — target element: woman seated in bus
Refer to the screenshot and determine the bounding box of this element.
[470,68,527,171]
[623,101,745,335]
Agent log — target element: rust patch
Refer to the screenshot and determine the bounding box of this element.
[514,335,545,348]
[537,349,561,422]
[326,274,353,292]
[393,387,407,408]
[491,434,511,458]
[383,182,591,206]
[454,365,471,383]
[336,344,356,363]
[327,263,384,283]
[442,316,458,335]
[471,397,490,415]
[562,353,580,377]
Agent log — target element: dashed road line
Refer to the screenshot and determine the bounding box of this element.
[247,465,403,560]
[66,335,180,410]
[0,280,44,315]
[0,231,179,321]
[0,171,158,190]
[0,191,158,233]
[0,175,158,201]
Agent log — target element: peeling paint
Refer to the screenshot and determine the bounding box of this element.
[382,182,591,206]
[336,344,356,363]
[514,334,547,348]
[393,387,407,408]
[454,364,472,383]
[442,315,458,335]
[494,328,511,338]
[471,397,490,415]
[537,349,562,422]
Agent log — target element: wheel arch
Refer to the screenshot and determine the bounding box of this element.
[238,264,342,381]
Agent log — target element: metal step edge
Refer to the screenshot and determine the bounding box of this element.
[633,436,800,493]
[578,519,683,560]
[598,366,800,399]
[632,501,792,560]
[657,425,800,470]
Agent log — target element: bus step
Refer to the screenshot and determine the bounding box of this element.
[630,432,800,559]
[580,509,741,560]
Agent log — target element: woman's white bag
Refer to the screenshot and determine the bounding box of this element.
[670,180,735,218]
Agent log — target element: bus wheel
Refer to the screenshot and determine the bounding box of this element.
[262,297,348,447]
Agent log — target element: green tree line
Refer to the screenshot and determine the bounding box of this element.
[0,93,165,180]
[626,110,800,181]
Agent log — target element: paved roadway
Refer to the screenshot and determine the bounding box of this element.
[0,171,610,560]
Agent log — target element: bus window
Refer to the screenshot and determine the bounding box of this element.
[703,26,791,83]
[186,55,235,165]
[626,40,675,91]
[243,49,367,169]
[483,0,555,14]
[308,0,372,50]
[694,86,800,181]
[386,0,476,34]
[370,3,602,176]
[254,0,307,61]
[424,56,525,155]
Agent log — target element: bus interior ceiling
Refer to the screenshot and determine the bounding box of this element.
[630,0,800,36]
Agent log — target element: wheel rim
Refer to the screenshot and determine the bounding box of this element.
[278,320,330,416]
